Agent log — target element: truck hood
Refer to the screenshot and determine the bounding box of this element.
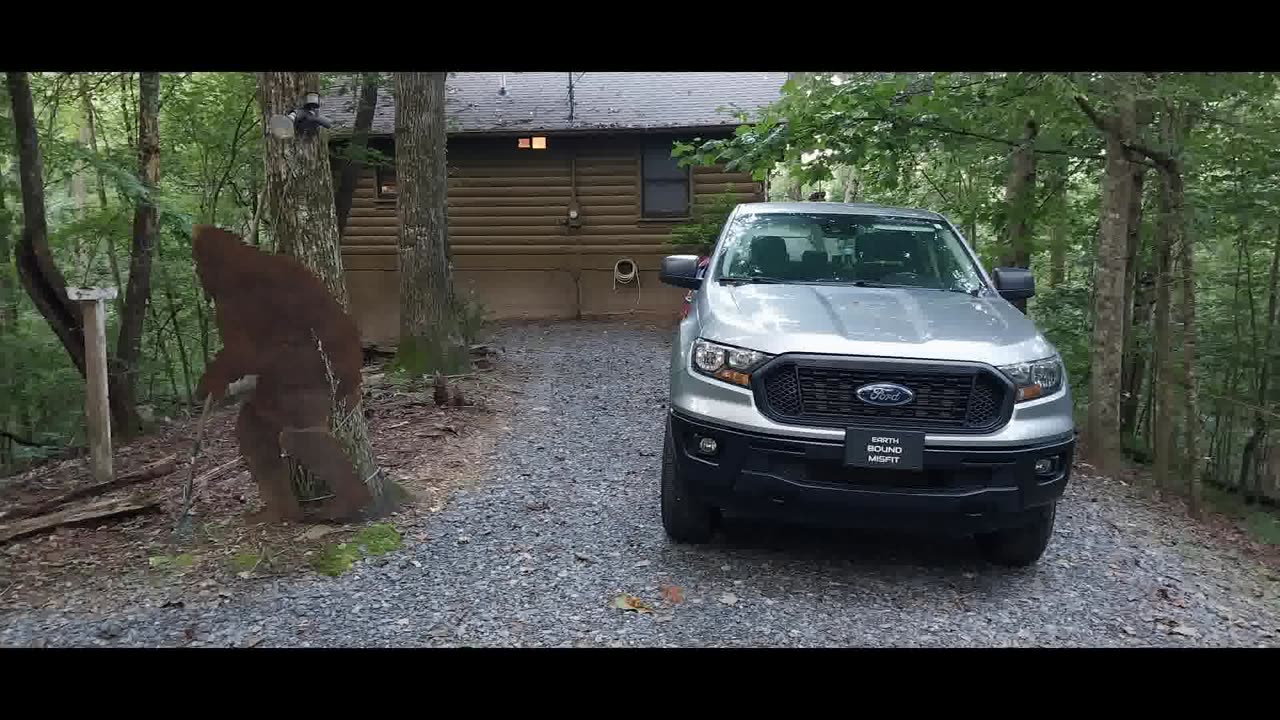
[697,282,1057,366]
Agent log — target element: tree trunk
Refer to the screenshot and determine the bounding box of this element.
[1170,163,1200,512]
[1119,167,1147,444]
[7,72,87,376]
[257,72,349,306]
[394,72,467,375]
[0,177,16,333]
[1000,117,1037,270]
[1049,211,1067,289]
[1239,225,1280,500]
[256,71,391,516]
[1152,171,1175,493]
[112,71,160,439]
[333,72,380,237]
[0,178,14,467]
[1083,98,1135,475]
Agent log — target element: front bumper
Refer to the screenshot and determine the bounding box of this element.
[669,410,1075,534]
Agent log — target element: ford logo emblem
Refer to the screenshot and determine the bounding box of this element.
[855,382,915,407]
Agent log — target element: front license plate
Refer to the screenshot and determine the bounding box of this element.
[844,428,925,471]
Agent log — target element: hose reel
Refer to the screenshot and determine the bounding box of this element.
[613,257,641,302]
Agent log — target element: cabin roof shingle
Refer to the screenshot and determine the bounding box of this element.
[322,72,788,136]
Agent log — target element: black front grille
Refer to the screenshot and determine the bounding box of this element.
[757,360,1008,432]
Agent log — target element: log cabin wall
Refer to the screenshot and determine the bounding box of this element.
[339,132,763,346]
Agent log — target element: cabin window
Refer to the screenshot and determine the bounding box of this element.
[376,164,397,201]
[641,143,690,218]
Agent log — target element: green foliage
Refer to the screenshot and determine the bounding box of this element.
[454,288,488,346]
[395,330,470,378]
[668,191,739,254]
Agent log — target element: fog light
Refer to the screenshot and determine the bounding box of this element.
[1034,457,1057,475]
[697,437,719,455]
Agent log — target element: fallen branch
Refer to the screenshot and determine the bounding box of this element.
[6,454,179,522]
[0,430,56,448]
[174,394,215,535]
[178,457,245,505]
[0,497,161,544]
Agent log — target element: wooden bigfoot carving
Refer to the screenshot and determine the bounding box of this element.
[192,225,371,523]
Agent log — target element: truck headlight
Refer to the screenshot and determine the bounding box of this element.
[998,356,1064,402]
[691,338,771,387]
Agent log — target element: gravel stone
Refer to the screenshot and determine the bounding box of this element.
[2,322,1278,647]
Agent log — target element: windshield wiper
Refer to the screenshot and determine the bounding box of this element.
[718,276,789,285]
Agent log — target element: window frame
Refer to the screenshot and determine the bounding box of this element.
[638,140,692,221]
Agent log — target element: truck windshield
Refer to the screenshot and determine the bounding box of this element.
[712,212,986,295]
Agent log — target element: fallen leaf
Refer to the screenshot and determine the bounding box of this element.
[719,592,739,606]
[653,613,674,624]
[573,551,597,564]
[659,584,685,605]
[1170,625,1199,638]
[612,593,653,614]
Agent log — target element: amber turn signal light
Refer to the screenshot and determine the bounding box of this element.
[714,368,752,387]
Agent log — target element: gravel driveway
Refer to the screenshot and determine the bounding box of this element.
[3,322,1278,647]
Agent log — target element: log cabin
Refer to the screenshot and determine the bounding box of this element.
[321,72,786,345]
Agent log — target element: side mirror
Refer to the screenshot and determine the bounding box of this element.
[660,255,702,290]
[991,267,1035,302]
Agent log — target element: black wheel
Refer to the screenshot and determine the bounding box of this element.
[975,502,1057,567]
[660,422,719,544]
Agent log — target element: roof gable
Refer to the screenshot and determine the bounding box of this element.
[322,72,787,135]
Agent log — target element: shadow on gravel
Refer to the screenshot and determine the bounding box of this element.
[698,516,1038,577]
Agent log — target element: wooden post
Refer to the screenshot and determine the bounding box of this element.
[68,287,118,483]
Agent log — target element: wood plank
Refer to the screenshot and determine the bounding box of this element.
[693,172,756,185]
[448,196,572,207]
[692,182,761,195]
[449,205,568,217]
[76,295,114,483]
[0,497,161,544]
[449,176,571,188]
[448,187,573,199]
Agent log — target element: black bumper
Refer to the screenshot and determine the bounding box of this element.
[669,411,1075,535]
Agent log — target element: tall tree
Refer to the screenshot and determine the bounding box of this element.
[1239,226,1280,499]
[257,72,348,305]
[1000,116,1038,270]
[111,71,160,438]
[393,71,466,375]
[256,71,394,516]
[7,72,86,375]
[1076,87,1136,475]
[333,72,380,237]
[1119,166,1148,442]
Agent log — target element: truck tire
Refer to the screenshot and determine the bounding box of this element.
[661,423,719,544]
[975,502,1057,567]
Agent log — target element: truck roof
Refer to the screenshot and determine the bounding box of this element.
[734,201,946,221]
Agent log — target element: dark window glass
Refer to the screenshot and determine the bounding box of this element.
[642,144,689,217]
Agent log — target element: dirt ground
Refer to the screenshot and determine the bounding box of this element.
[0,348,515,612]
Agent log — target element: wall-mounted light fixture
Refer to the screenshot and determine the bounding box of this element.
[517,136,548,150]
[268,91,335,139]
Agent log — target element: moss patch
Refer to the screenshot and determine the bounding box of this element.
[309,523,403,577]
[230,550,261,573]
[353,523,402,555]
[149,553,196,572]
[311,543,362,577]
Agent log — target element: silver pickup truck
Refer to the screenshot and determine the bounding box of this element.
[658,202,1076,566]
